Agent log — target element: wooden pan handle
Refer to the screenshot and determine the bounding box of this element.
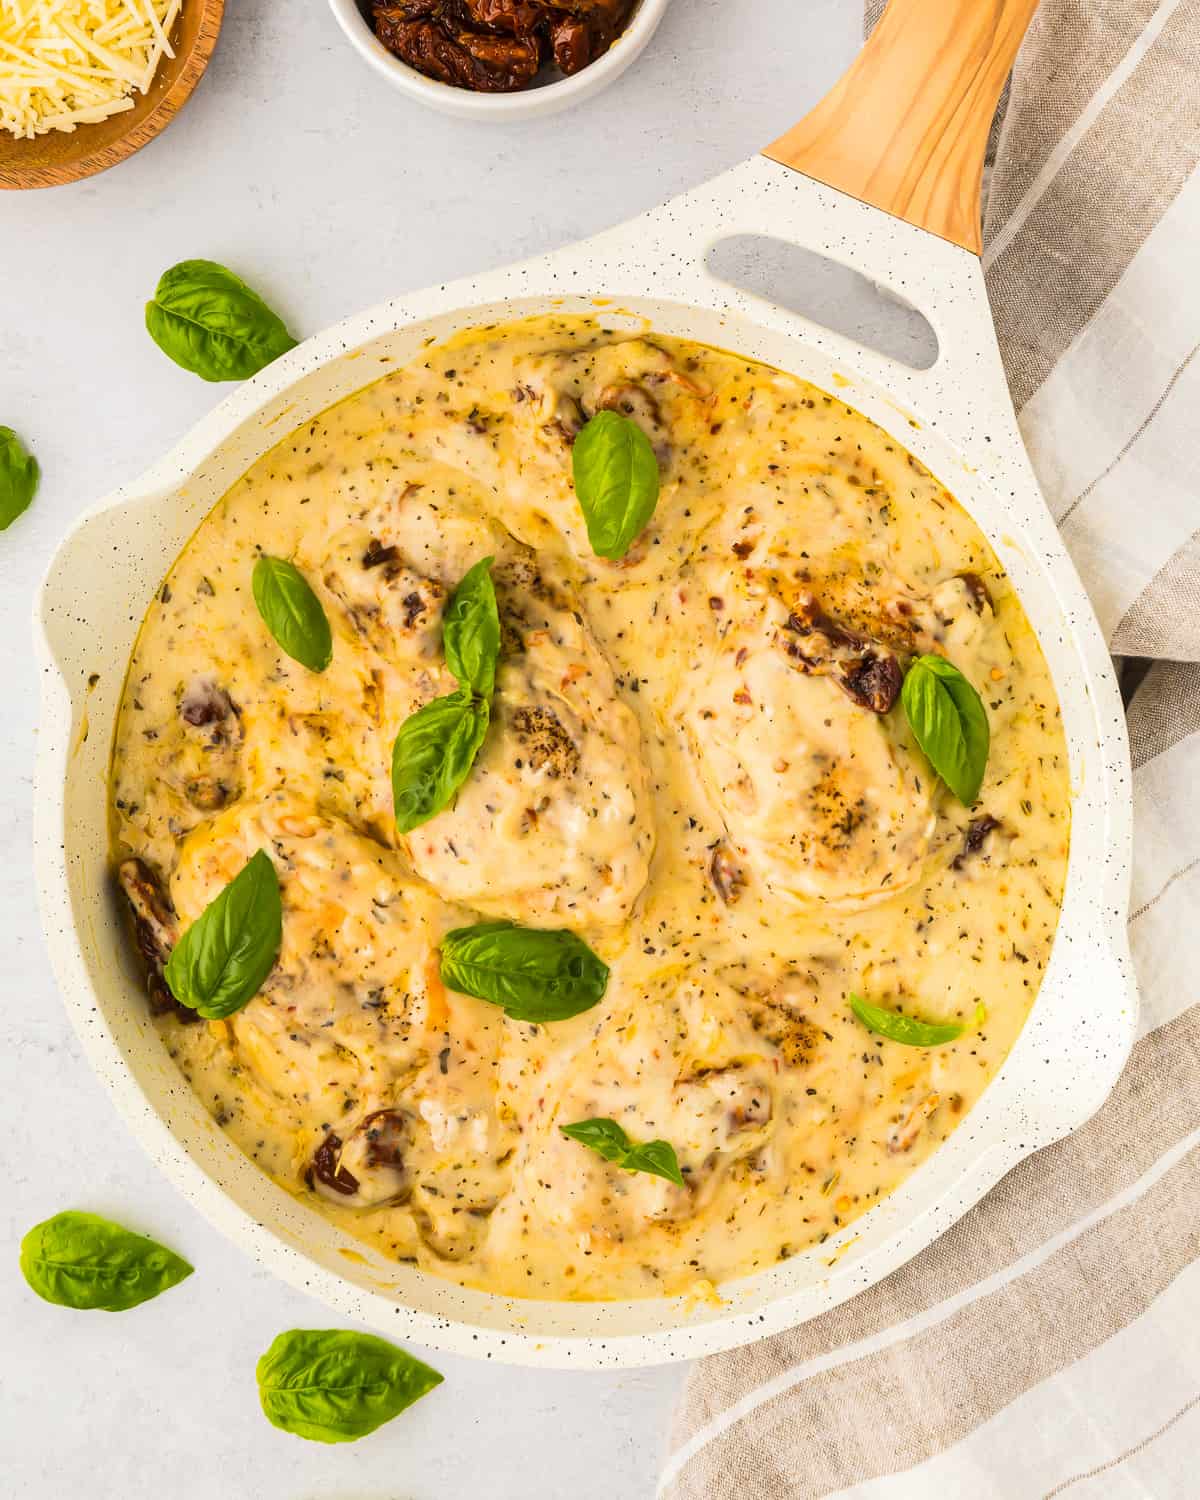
[765,0,1039,254]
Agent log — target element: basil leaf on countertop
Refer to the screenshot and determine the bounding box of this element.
[0,426,39,530]
[850,994,965,1048]
[442,554,499,698]
[252,555,333,673]
[145,260,298,382]
[256,1329,442,1444]
[164,849,281,1019]
[561,1119,685,1187]
[900,653,990,806]
[571,408,660,560]
[440,920,609,1024]
[19,1210,193,1311]
[392,687,490,834]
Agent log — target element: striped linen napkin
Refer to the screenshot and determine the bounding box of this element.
[659,2,1200,1494]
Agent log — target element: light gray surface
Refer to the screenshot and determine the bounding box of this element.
[0,1,862,1494]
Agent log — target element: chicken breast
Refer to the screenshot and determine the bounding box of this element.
[168,789,516,1243]
[316,479,654,928]
[405,557,654,928]
[507,336,713,560]
[488,969,779,1253]
[677,574,937,908]
[169,790,445,1108]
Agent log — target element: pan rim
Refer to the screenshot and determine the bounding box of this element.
[32,162,1137,1366]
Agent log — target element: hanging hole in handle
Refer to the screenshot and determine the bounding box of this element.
[706,235,939,372]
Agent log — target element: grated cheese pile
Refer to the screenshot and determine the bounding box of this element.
[0,0,182,139]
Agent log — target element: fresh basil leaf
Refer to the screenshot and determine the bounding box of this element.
[850,993,965,1047]
[900,653,990,805]
[392,688,490,834]
[392,559,499,832]
[560,1117,631,1163]
[442,555,499,698]
[440,920,609,1023]
[571,409,660,560]
[621,1139,686,1187]
[0,426,39,530]
[561,1119,685,1187]
[252,555,333,673]
[164,849,281,1019]
[145,259,297,382]
[19,1210,192,1311]
[256,1328,442,1444]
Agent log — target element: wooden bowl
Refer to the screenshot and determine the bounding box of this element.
[0,0,224,191]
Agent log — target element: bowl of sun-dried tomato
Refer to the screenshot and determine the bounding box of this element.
[329,0,672,117]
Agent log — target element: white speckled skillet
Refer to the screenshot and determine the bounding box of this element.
[33,0,1137,1367]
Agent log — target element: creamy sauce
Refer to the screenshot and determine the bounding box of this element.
[109,317,1070,1301]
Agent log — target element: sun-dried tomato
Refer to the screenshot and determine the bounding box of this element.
[709,841,746,905]
[373,0,636,91]
[781,595,904,714]
[375,10,543,89]
[459,0,546,35]
[952,814,1001,869]
[308,1132,360,1196]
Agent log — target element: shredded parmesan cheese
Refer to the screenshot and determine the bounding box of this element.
[0,0,182,139]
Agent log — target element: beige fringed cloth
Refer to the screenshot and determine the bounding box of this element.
[660,2,1200,1495]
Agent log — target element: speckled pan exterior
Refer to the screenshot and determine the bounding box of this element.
[33,156,1138,1368]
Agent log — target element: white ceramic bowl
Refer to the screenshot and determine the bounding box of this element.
[327,0,673,120]
[34,157,1137,1368]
